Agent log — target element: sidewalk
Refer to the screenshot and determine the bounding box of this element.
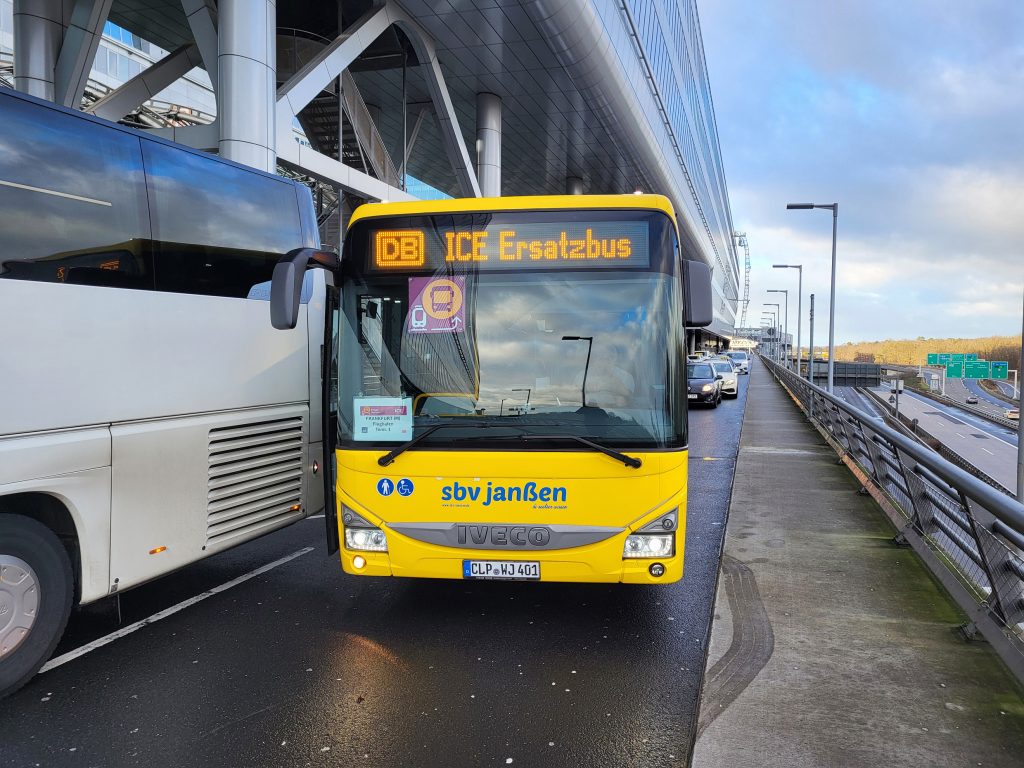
[692,359,1024,767]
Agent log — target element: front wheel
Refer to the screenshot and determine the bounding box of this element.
[0,515,74,699]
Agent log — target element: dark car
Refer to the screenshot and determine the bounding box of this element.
[687,362,722,408]
[965,395,979,405]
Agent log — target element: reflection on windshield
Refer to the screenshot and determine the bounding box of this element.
[338,273,685,448]
[688,364,713,379]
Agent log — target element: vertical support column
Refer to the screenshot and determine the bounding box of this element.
[219,0,276,172]
[54,0,113,108]
[13,0,66,101]
[566,177,583,195]
[476,92,501,197]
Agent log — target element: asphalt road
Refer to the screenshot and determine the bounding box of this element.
[875,389,1018,491]
[0,377,749,768]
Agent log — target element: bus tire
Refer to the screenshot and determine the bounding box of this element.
[0,515,73,699]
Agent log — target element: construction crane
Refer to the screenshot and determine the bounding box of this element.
[733,231,752,329]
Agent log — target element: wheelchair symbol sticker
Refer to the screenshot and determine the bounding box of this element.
[397,479,415,497]
[377,478,395,497]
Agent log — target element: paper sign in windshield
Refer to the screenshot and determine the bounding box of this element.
[354,397,413,441]
[408,276,465,334]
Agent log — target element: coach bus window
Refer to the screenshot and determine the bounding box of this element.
[0,98,151,287]
[143,142,302,298]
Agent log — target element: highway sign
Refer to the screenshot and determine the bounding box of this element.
[926,353,939,365]
[964,361,990,379]
[965,353,978,361]
[946,361,964,378]
[991,361,1009,380]
[951,353,965,364]
[938,353,952,365]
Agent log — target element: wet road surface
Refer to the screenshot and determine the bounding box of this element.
[0,376,748,768]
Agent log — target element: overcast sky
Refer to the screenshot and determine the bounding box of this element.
[698,1,1024,345]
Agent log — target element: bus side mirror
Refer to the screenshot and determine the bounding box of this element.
[271,248,340,330]
[683,260,713,327]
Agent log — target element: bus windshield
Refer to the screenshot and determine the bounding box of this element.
[334,209,686,450]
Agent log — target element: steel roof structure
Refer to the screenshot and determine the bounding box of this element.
[14,0,739,337]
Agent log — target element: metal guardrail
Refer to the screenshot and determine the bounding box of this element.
[759,355,1024,681]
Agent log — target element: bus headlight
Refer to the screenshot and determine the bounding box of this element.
[623,533,674,558]
[345,527,388,552]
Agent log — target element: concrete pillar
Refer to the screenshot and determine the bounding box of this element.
[476,92,501,197]
[566,176,584,195]
[13,0,65,101]
[219,0,276,172]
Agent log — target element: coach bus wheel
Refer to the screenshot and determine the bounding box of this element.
[0,515,73,699]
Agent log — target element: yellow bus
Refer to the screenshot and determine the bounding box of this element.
[271,195,712,584]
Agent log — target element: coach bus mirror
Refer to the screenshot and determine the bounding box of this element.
[682,260,713,327]
[271,248,340,330]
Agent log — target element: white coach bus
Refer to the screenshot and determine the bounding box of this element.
[0,90,328,696]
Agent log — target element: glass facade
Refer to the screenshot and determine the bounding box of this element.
[592,0,738,327]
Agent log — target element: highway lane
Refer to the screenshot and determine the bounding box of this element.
[835,386,884,420]
[0,375,750,768]
[872,389,1018,491]
[962,378,1015,411]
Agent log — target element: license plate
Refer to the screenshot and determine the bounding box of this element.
[463,560,540,580]
[687,393,698,399]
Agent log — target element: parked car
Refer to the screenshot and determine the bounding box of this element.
[687,362,722,407]
[726,350,750,374]
[1007,408,1020,421]
[965,395,979,404]
[710,360,739,398]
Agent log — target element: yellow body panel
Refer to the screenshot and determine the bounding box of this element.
[348,194,678,227]
[335,448,687,584]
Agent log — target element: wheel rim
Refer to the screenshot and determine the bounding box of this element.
[0,555,40,658]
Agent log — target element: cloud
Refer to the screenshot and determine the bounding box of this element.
[700,0,1024,342]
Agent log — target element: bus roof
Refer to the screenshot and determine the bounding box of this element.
[348,194,677,227]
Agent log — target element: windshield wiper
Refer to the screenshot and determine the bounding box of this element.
[515,434,643,469]
[377,423,524,466]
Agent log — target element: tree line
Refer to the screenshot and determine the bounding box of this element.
[825,335,1022,369]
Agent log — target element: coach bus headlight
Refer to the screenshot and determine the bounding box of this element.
[345,527,389,552]
[623,533,674,558]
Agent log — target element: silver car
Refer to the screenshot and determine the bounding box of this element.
[726,350,750,374]
[710,360,739,398]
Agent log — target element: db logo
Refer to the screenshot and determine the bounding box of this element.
[375,230,425,267]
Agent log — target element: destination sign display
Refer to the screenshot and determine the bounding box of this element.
[370,221,651,272]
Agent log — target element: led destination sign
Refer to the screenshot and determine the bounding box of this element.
[372,220,650,271]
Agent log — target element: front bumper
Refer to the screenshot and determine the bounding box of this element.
[688,390,719,403]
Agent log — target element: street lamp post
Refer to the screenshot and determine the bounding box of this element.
[767,289,789,369]
[773,264,802,374]
[562,335,594,407]
[761,311,777,361]
[787,202,838,392]
[764,303,781,362]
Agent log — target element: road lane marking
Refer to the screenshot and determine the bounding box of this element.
[39,547,314,674]
[981,447,994,455]
[955,433,967,439]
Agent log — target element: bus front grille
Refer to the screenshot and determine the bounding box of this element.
[207,416,305,546]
